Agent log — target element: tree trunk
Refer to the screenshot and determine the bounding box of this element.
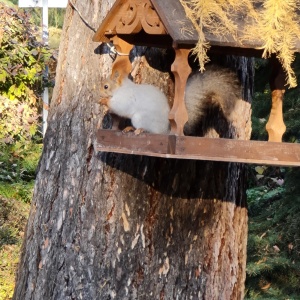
[14,1,253,299]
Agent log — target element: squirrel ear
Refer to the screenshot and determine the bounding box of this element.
[111,70,120,81]
[114,70,120,79]
[111,70,125,85]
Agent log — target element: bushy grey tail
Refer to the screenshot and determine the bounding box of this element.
[184,65,242,136]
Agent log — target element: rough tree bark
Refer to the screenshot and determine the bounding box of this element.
[14,1,253,299]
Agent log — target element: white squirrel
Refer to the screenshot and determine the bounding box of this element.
[99,70,170,134]
[99,65,241,135]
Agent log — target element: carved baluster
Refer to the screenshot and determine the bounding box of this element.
[170,48,191,135]
[141,1,166,35]
[266,57,286,142]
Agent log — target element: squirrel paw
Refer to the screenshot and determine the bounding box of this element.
[122,126,135,133]
[134,128,145,135]
[99,98,109,106]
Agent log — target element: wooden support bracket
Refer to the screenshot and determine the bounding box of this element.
[110,36,133,77]
[170,48,191,135]
[266,57,286,142]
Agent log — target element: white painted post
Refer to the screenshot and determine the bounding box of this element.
[18,0,67,136]
[42,0,49,45]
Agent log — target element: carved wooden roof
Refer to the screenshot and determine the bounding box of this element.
[92,0,201,46]
[93,0,300,53]
[92,0,167,43]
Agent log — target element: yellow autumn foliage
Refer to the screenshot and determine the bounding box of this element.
[179,0,300,87]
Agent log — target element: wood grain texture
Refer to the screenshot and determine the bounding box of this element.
[151,0,300,50]
[169,48,191,135]
[96,130,300,166]
[150,0,198,45]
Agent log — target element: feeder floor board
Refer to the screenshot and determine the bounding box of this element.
[96,130,300,166]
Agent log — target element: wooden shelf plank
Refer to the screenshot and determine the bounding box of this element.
[96,130,300,166]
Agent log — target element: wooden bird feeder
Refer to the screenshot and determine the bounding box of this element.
[93,0,300,166]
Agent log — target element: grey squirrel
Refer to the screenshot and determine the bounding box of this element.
[99,65,241,135]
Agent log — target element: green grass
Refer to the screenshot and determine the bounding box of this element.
[0,141,40,299]
[0,196,30,300]
[0,142,42,185]
[0,181,34,204]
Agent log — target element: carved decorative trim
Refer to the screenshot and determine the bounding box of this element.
[107,0,166,36]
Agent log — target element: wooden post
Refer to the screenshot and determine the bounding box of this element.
[266,57,286,142]
[170,48,191,135]
[107,36,133,129]
[110,36,133,77]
